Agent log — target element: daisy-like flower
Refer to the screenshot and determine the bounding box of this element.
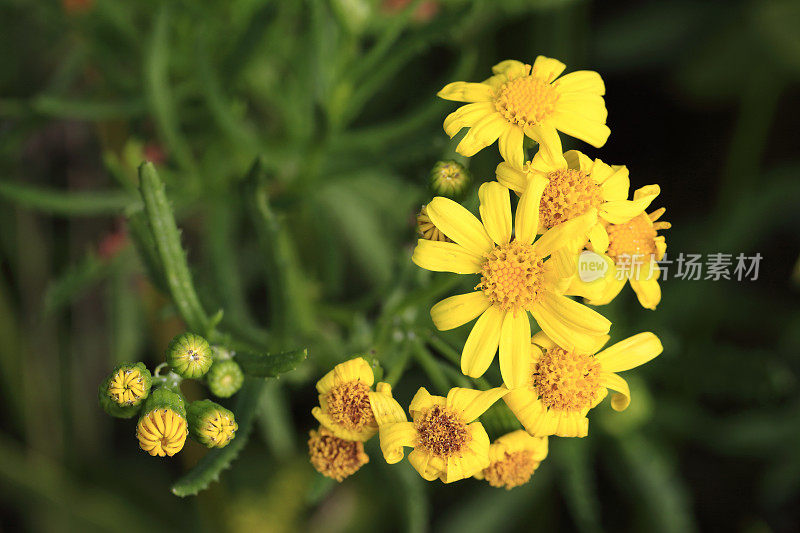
[503,331,663,438]
[438,56,609,167]
[411,181,611,387]
[496,129,659,251]
[369,386,507,483]
[586,186,671,310]
[312,357,385,441]
[308,426,369,482]
[474,430,548,490]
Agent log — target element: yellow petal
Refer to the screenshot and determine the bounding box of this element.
[554,411,589,437]
[426,196,494,256]
[530,330,556,350]
[503,389,554,437]
[629,262,661,310]
[492,59,530,79]
[595,332,663,373]
[443,102,496,137]
[533,208,597,257]
[456,112,508,157]
[411,239,483,274]
[532,56,566,82]
[311,407,377,442]
[600,372,631,411]
[498,125,525,169]
[461,306,505,378]
[514,174,548,244]
[369,390,408,426]
[444,424,491,483]
[437,81,495,102]
[430,291,491,331]
[563,149,594,173]
[377,421,417,464]
[553,70,605,95]
[409,387,442,418]
[478,182,512,245]
[524,124,563,164]
[634,184,661,201]
[601,186,659,224]
[446,387,508,423]
[588,223,609,253]
[598,165,630,201]
[495,161,529,194]
[531,292,611,353]
[557,93,608,122]
[550,112,610,148]
[585,263,628,306]
[499,310,532,389]
[408,449,443,481]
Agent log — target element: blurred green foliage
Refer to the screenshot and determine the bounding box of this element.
[0,0,799,531]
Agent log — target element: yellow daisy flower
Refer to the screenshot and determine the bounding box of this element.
[495,129,659,251]
[438,56,609,166]
[307,426,369,482]
[369,386,507,483]
[503,331,663,438]
[312,357,381,442]
[587,186,671,310]
[411,181,611,387]
[474,430,548,490]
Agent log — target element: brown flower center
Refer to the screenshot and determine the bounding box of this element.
[308,427,369,482]
[325,381,375,432]
[539,168,603,230]
[414,406,469,458]
[482,450,539,489]
[534,347,601,411]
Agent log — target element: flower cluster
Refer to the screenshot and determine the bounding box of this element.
[98,332,241,457]
[311,56,667,488]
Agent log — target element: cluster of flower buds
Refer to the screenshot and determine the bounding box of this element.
[98,332,242,457]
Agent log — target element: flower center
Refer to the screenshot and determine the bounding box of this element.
[478,242,545,311]
[200,410,238,447]
[539,168,603,230]
[414,405,469,458]
[533,347,601,411]
[482,450,538,490]
[108,368,145,405]
[325,381,375,432]
[604,214,657,265]
[136,408,188,457]
[308,427,369,482]
[495,76,560,127]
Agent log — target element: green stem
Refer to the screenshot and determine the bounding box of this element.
[0,181,135,217]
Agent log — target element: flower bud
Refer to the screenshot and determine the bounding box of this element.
[98,362,152,418]
[187,399,238,448]
[206,359,244,398]
[136,388,188,457]
[429,160,470,198]
[308,426,369,481]
[166,332,213,379]
[417,204,451,242]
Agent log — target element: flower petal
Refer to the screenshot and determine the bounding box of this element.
[499,310,532,389]
[600,372,631,411]
[532,56,566,82]
[426,196,494,256]
[601,185,659,224]
[412,239,483,275]
[430,291,491,331]
[316,357,374,393]
[456,112,508,157]
[532,292,611,353]
[492,59,530,79]
[554,411,589,437]
[550,112,610,148]
[438,81,495,102]
[598,165,630,201]
[495,161,529,194]
[478,182,512,245]
[595,332,663,373]
[443,102,496,137]
[524,124,563,166]
[533,208,597,257]
[377,421,417,464]
[629,260,661,310]
[369,390,408,426]
[446,387,508,423]
[498,125,525,168]
[514,174,549,244]
[444,424,491,482]
[408,449,443,481]
[553,70,605,95]
[588,223,609,253]
[461,305,505,378]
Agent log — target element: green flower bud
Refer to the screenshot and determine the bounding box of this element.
[206,359,244,398]
[429,160,471,198]
[187,399,238,448]
[98,362,152,418]
[166,332,213,379]
[136,387,188,457]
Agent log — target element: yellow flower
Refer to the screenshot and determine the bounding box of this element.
[137,408,188,457]
[503,331,662,438]
[411,181,611,386]
[107,366,148,406]
[587,187,671,310]
[474,430,548,489]
[438,56,609,166]
[312,357,380,441]
[369,386,506,483]
[496,130,659,251]
[308,426,369,482]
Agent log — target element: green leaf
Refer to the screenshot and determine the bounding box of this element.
[138,162,210,334]
[0,180,135,217]
[171,381,262,497]
[235,348,308,378]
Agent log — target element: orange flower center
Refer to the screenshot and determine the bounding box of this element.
[482,450,539,489]
[414,406,469,458]
[604,214,657,265]
[495,76,560,127]
[478,242,545,311]
[534,347,601,411]
[325,381,375,432]
[539,168,603,230]
[308,427,369,482]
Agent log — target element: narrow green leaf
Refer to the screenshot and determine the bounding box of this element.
[0,181,134,216]
[235,348,308,378]
[138,162,209,334]
[171,381,262,497]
